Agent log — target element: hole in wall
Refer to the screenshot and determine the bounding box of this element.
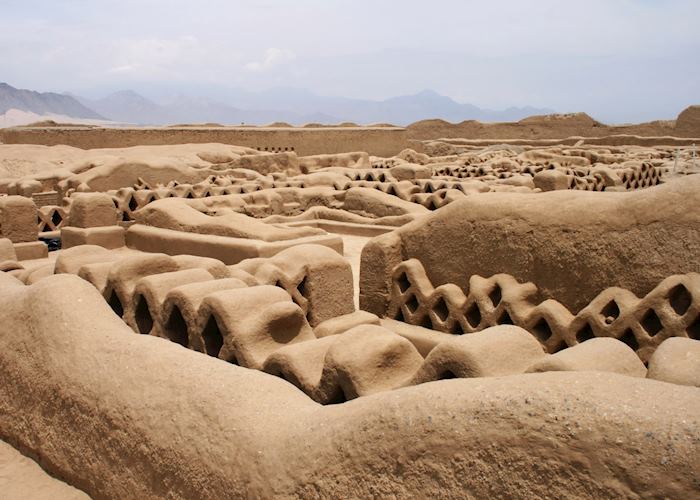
[134,294,153,334]
[51,210,62,226]
[601,300,620,323]
[576,323,595,343]
[497,310,513,325]
[489,285,502,308]
[640,309,663,336]
[405,294,419,314]
[465,303,481,328]
[108,291,124,318]
[668,284,692,316]
[164,306,189,347]
[686,315,700,339]
[438,370,457,380]
[531,318,553,343]
[202,315,224,357]
[432,297,450,322]
[619,328,639,352]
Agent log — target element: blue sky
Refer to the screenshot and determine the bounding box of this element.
[0,0,698,122]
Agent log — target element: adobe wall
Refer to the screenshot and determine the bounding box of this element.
[360,175,700,316]
[0,126,409,157]
[1,274,698,498]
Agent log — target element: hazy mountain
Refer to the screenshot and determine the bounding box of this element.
[77,90,169,124]
[75,90,341,125]
[2,81,554,126]
[218,88,553,125]
[0,82,104,119]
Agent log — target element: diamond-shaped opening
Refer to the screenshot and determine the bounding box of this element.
[51,210,63,226]
[432,297,450,322]
[668,284,692,316]
[497,310,513,325]
[601,300,620,323]
[619,328,639,352]
[186,192,194,199]
[128,196,138,211]
[134,294,153,335]
[121,211,131,222]
[397,273,411,293]
[576,323,595,343]
[532,318,553,343]
[296,277,308,298]
[107,291,124,318]
[640,309,663,336]
[39,223,51,232]
[687,315,700,340]
[201,315,224,357]
[404,294,419,314]
[164,306,189,347]
[488,285,502,308]
[419,314,433,330]
[465,303,481,328]
[394,307,405,322]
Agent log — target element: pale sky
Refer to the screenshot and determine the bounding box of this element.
[0,0,698,122]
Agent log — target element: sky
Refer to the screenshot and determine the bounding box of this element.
[0,0,698,123]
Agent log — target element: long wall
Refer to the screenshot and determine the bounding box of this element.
[0,126,410,156]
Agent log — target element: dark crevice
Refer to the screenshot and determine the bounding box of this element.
[576,323,595,343]
[686,315,700,340]
[497,310,513,325]
[619,328,639,352]
[438,370,457,380]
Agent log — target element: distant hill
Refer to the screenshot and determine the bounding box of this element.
[2,81,555,126]
[219,87,553,125]
[74,87,553,126]
[76,90,341,126]
[0,82,104,119]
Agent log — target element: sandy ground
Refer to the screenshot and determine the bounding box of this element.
[340,234,371,309]
[0,440,90,499]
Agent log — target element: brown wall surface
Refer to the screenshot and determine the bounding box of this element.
[0,126,409,157]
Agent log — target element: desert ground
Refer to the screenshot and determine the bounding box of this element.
[0,110,699,498]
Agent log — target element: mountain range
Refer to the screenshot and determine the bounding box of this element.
[0,82,554,126]
[0,82,104,120]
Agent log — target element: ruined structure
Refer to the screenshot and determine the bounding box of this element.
[0,125,699,498]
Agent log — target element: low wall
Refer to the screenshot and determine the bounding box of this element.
[1,273,698,498]
[0,126,410,157]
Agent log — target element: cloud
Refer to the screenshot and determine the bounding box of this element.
[245,48,296,72]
